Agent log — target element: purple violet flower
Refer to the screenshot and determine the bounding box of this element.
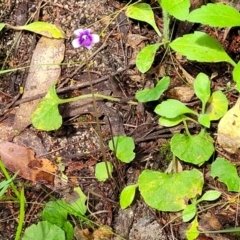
[72,29,100,49]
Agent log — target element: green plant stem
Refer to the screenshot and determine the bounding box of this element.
[183,119,191,137]
[14,187,25,240]
[59,93,138,105]
[0,160,20,200]
[83,51,112,180]
[162,8,170,47]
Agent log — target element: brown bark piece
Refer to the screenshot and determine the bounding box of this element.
[13,36,65,133]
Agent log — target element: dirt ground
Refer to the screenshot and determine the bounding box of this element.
[1,0,240,239]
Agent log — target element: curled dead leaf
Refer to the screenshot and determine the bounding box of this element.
[0,141,57,186]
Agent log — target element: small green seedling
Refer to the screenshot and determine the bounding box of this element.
[154,72,228,165]
[22,187,87,240]
[0,172,18,198]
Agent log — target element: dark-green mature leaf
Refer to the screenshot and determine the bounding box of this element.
[135,76,170,102]
[188,3,240,27]
[170,31,235,66]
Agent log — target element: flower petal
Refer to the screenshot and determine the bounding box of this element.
[92,34,100,43]
[73,29,84,37]
[72,38,82,48]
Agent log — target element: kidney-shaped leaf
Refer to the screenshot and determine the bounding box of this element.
[138,169,203,211]
[171,130,214,165]
[170,31,235,66]
[22,221,65,240]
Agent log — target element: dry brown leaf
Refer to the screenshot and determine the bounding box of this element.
[0,141,57,185]
[217,97,240,154]
[167,86,194,102]
[13,36,65,133]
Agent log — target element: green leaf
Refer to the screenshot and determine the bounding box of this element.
[197,190,221,203]
[211,158,240,192]
[185,217,199,240]
[136,43,162,73]
[198,114,210,128]
[0,23,5,31]
[31,84,63,131]
[194,73,211,107]
[159,115,186,127]
[109,136,135,163]
[95,162,113,182]
[42,201,73,240]
[126,3,162,37]
[154,99,196,118]
[182,204,197,222]
[16,22,65,38]
[138,169,203,211]
[171,130,214,165]
[135,76,170,102]
[22,221,65,240]
[206,91,228,120]
[233,61,240,92]
[160,0,190,20]
[187,3,240,27]
[0,172,18,197]
[169,31,235,66]
[120,184,138,209]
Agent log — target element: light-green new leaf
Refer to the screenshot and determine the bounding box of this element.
[187,3,240,27]
[15,21,65,38]
[109,136,135,163]
[155,99,196,118]
[171,130,214,165]
[194,73,211,108]
[120,184,138,209]
[211,158,240,192]
[233,61,240,92]
[95,162,113,182]
[0,23,5,31]
[31,84,64,131]
[135,76,170,102]
[170,31,235,66]
[138,169,203,211]
[126,3,162,37]
[136,43,162,73]
[159,0,190,21]
[22,221,65,240]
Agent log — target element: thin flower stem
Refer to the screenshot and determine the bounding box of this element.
[59,93,138,105]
